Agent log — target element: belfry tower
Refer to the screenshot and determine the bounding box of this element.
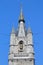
[8,8,35,65]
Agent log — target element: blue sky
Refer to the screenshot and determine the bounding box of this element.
[0,0,43,65]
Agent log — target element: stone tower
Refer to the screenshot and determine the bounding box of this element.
[8,8,35,65]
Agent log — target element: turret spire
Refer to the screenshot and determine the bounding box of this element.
[11,26,15,34]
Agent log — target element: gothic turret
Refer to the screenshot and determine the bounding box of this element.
[11,27,15,34]
[10,27,16,54]
[27,27,34,60]
[27,27,33,45]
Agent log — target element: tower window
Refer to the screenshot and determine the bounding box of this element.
[19,40,23,52]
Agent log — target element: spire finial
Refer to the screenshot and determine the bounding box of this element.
[19,3,24,21]
[20,3,23,14]
[19,3,25,23]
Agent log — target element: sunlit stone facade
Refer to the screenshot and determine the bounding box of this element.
[8,8,35,65]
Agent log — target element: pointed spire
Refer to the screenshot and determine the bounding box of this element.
[19,5,25,23]
[27,27,32,34]
[20,7,24,20]
[11,26,15,34]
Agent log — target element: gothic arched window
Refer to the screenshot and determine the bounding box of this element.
[19,40,23,52]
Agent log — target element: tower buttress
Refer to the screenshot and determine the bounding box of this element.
[27,27,34,62]
[8,27,16,65]
[9,27,16,54]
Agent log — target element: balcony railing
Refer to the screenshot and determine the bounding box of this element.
[14,53,29,57]
[8,53,34,60]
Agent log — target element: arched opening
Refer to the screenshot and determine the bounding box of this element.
[19,40,23,52]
